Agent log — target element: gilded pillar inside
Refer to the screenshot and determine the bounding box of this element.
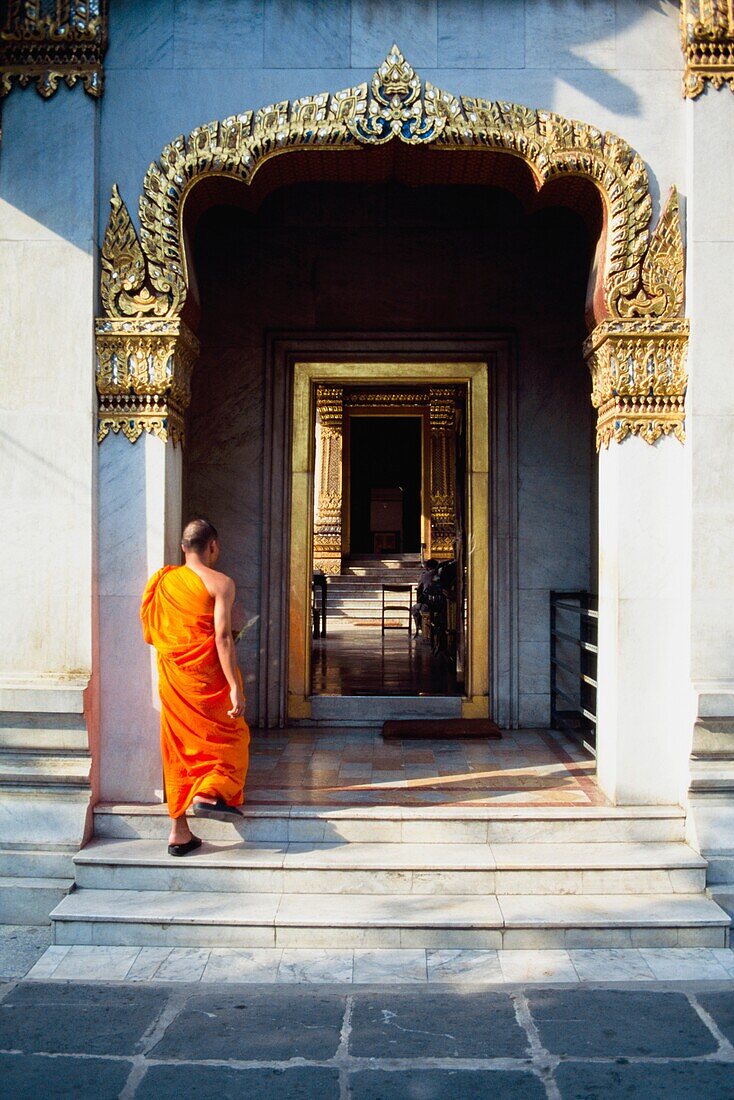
[428,386,457,560]
[313,385,344,575]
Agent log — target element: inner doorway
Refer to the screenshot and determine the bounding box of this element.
[288,360,490,723]
[348,416,422,556]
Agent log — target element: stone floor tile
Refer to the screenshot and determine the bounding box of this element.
[137,1065,340,1099]
[52,945,141,981]
[349,1069,545,1099]
[0,1052,133,1099]
[202,948,282,983]
[0,926,53,980]
[498,949,579,984]
[126,947,172,981]
[153,947,211,982]
[349,989,527,1058]
[149,988,346,1061]
[568,948,655,982]
[17,942,67,981]
[639,947,731,981]
[554,1061,734,1099]
[696,989,734,1046]
[527,988,718,1058]
[0,982,165,1055]
[426,948,503,983]
[277,949,353,983]
[352,949,427,983]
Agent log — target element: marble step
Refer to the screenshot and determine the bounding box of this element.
[0,751,91,789]
[73,838,708,896]
[0,846,76,879]
[93,803,687,845]
[0,875,74,925]
[50,888,730,950]
[689,761,734,792]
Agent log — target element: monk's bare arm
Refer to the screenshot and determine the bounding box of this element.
[213,577,245,719]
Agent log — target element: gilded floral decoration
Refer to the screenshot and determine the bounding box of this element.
[97,45,688,448]
[0,1,107,99]
[681,0,734,98]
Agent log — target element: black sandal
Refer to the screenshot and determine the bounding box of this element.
[167,835,202,857]
[192,797,244,822]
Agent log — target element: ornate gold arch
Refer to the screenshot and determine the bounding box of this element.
[96,45,688,448]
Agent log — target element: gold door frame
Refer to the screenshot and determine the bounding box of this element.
[289,360,489,721]
[342,405,431,558]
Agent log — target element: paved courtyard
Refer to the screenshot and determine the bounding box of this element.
[2,928,734,1098]
[2,977,734,1098]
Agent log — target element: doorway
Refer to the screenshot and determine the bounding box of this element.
[288,360,490,723]
[347,416,422,556]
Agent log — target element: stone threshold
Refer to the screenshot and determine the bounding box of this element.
[24,945,734,985]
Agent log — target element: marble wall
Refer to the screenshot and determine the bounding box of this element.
[183,183,595,726]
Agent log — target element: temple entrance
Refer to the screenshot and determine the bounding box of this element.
[310,388,463,699]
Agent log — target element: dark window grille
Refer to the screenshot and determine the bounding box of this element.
[550,590,598,754]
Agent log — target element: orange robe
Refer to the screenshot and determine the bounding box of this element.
[140,565,250,819]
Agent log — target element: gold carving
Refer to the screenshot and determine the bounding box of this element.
[608,189,685,320]
[681,1,734,98]
[0,1,107,99]
[97,45,688,449]
[313,386,343,573]
[429,387,457,558]
[106,46,658,328]
[95,318,199,445]
[584,320,689,448]
[101,186,172,318]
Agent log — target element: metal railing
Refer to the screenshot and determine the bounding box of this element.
[550,590,598,753]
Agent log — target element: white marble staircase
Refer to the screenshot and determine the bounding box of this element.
[49,803,730,950]
[0,685,91,924]
[324,555,420,626]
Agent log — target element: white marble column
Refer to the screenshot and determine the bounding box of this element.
[98,433,182,802]
[686,91,734,719]
[596,438,692,805]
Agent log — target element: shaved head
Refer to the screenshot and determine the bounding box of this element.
[182,518,218,553]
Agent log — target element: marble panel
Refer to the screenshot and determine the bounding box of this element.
[518,641,551,697]
[568,948,654,982]
[563,928,634,949]
[263,0,350,68]
[107,0,174,68]
[276,927,402,949]
[426,948,503,983]
[437,0,524,68]
[614,0,682,71]
[126,947,173,981]
[202,948,282,982]
[154,948,211,982]
[518,695,549,729]
[401,930,503,950]
[519,590,552,643]
[518,467,591,590]
[0,88,96,246]
[353,949,428,983]
[499,949,579,983]
[639,948,731,981]
[52,945,141,981]
[173,0,263,68]
[351,0,437,67]
[277,949,353,983]
[526,1,615,71]
[687,92,734,243]
[25,945,71,979]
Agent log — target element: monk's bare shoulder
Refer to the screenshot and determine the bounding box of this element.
[195,564,235,602]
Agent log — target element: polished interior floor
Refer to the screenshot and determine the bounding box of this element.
[246,728,605,808]
[311,626,459,696]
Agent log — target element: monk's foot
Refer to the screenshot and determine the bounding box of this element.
[168,835,202,857]
[192,796,244,822]
[192,795,218,806]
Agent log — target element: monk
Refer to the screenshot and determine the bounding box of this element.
[140,518,250,856]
